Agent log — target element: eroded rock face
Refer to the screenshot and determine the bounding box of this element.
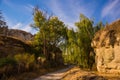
[0,36,31,58]
[0,24,33,57]
[8,29,33,41]
[92,20,120,73]
[0,27,33,42]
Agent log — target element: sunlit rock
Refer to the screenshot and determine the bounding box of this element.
[92,19,120,73]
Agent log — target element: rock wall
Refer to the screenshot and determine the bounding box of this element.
[0,20,33,57]
[8,29,33,41]
[0,27,33,57]
[92,20,120,73]
[0,27,33,42]
[0,35,31,58]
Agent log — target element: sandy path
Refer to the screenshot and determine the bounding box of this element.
[34,66,73,80]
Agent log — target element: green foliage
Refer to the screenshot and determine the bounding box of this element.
[32,8,66,63]
[0,53,36,79]
[14,53,35,73]
[0,57,17,67]
[63,14,104,69]
[32,7,104,69]
[14,53,35,65]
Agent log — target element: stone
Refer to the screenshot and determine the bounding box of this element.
[92,19,120,73]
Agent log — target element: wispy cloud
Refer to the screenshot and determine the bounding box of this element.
[11,22,35,34]
[24,4,34,13]
[48,0,70,22]
[102,0,120,19]
[2,1,35,33]
[3,0,33,16]
[12,23,22,29]
[21,24,32,32]
[43,0,96,29]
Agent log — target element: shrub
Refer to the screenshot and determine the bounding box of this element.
[14,53,35,71]
[0,57,17,79]
[0,57,17,67]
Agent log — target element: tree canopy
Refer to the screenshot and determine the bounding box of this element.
[32,8,67,65]
[32,7,104,68]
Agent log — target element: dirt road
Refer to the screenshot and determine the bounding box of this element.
[34,66,73,80]
[34,66,120,80]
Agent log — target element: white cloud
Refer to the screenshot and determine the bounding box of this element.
[12,23,22,29]
[44,0,96,29]
[21,24,32,32]
[22,23,37,34]
[2,0,36,34]
[3,0,34,16]
[11,22,36,34]
[24,4,34,13]
[48,0,70,22]
[102,0,120,18]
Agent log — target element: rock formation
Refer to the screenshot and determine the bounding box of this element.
[0,25,33,57]
[0,27,33,42]
[0,13,33,57]
[92,19,120,73]
[0,35,32,58]
[8,29,33,41]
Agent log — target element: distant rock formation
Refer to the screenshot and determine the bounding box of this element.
[0,35,32,58]
[92,19,120,73]
[0,27,33,57]
[0,27,33,42]
[0,13,33,57]
[8,29,33,41]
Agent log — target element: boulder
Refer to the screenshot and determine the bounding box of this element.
[92,19,120,73]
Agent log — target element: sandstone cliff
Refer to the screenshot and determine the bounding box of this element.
[0,27,33,42]
[0,27,33,57]
[92,19,120,73]
[0,35,32,58]
[8,29,33,41]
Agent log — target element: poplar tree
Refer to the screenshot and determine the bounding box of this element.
[32,7,66,63]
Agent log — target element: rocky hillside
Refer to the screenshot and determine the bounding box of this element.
[92,19,120,73]
[0,35,32,58]
[0,27,33,42]
[8,29,34,41]
[0,27,34,57]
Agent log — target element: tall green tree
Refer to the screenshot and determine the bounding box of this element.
[75,14,95,68]
[32,7,67,62]
[63,14,101,69]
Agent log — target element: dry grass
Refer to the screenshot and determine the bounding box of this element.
[63,67,120,80]
[1,65,67,80]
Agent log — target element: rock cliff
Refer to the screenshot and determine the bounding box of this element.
[0,27,33,42]
[8,29,33,41]
[0,27,33,57]
[0,35,32,58]
[92,19,120,73]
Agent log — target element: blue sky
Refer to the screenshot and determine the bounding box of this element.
[0,0,120,34]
